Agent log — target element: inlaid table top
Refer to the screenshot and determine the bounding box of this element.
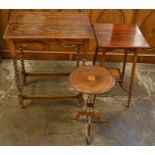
[93,23,150,49]
[4,12,94,40]
[69,66,115,95]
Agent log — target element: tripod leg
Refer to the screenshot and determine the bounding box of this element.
[86,112,91,145]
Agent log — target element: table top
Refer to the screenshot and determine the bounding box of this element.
[93,23,150,49]
[69,66,115,95]
[4,12,94,40]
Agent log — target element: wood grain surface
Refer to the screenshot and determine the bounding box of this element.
[93,23,150,49]
[69,66,115,94]
[4,12,94,40]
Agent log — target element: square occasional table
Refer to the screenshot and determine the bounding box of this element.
[3,12,94,107]
[93,23,150,108]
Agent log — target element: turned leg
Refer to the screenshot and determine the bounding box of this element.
[74,94,107,144]
[74,94,102,120]
[19,47,27,85]
[85,95,96,145]
[13,59,24,108]
[86,109,91,145]
[77,93,84,107]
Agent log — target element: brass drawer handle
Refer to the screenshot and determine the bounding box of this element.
[19,44,28,49]
[61,44,76,48]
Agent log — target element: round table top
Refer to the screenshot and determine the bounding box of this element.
[69,66,115,95]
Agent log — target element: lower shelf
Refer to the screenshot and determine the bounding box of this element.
[106,67,122,81]
[21,67,121,98]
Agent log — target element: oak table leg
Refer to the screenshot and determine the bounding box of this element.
[13,59,24,108]
[18,47,27,85]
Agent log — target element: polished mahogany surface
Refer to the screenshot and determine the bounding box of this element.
[4,12,94,40]
[69,66,115,95]
[93,23,150,48]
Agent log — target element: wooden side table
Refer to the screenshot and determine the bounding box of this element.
[93,23,150,108]
[3,12,94,108]
[69,65,115,144]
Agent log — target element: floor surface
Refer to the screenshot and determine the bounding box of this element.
[0,60,155,145]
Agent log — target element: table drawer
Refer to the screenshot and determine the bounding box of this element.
[15,39,84,52]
